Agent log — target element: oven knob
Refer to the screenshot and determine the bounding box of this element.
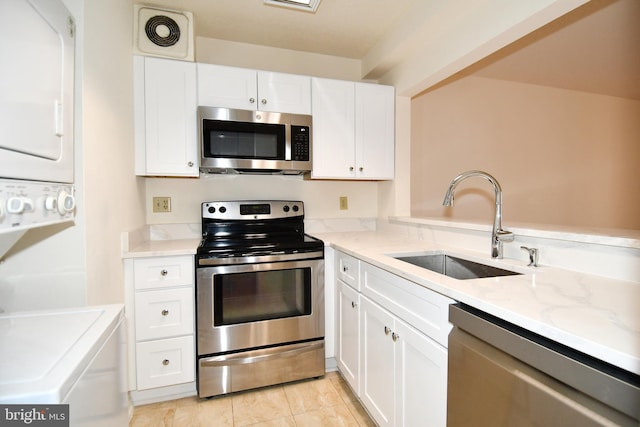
[292,205,299,212]
[283,205,290,212]
[219,206,226,213]
[208,206,215,214]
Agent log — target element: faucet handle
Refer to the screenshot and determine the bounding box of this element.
[520,246,538,267]
[496,229,515,242]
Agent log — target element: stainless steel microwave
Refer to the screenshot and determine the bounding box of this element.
[198,107,312,175]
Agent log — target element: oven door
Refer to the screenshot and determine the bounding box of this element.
[196,258,324,356]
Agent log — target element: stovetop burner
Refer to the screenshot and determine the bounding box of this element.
[197,200,323,263]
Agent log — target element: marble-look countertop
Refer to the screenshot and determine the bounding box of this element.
[121,225,639,376]
[123,238,200,258]
[313,230,640,376]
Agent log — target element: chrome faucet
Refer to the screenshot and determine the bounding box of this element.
[442,170,514,259]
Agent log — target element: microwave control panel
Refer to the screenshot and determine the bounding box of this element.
[291,125,310,161]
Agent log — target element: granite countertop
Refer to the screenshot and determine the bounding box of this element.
[313,230,640,377]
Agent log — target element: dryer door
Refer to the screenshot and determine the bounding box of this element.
[0,0,75,183]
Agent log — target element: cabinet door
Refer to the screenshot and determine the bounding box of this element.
[337,280,360,395]
[257,71,311,114]
[360,296,395,427]
[135,287,194,341]
[197,63,258,110]
[136,336,195,390]
[355,83,395,179]
[142,57,198,176]
[310,77,356,179]
[394,318,447,427]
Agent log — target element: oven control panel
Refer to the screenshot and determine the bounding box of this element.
[202,200,304,220]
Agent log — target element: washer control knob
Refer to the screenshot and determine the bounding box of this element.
[44,196,58,211]
[57,190,76,215]
[7,197,34,214]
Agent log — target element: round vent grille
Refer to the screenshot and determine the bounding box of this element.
[145,15,181,47]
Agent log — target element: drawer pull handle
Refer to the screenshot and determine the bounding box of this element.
[384,326,391,335]
[161,309,169,316]
[160,269,168,276]
[162,359,170,366]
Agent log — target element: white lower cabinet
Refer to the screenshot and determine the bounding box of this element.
[337,279,360,394]
[393,311,448,427]
[125,255,196,395]
[360,295,396,426]
[136,336,195,390]
[335,251,452,427]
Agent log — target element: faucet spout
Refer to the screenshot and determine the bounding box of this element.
[442,170,514,259]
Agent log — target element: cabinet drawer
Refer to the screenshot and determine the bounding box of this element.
[361,262,454,348]
[133,256,194,290]
[135,288,194,340]
[336,251,360,290]
[136,336,195,390]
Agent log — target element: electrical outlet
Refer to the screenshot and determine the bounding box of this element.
[153,197,171,213]
[339,196,348,210]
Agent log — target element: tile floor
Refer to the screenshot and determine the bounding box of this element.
[129,371,376,426]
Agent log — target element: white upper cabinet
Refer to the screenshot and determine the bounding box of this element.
[197,64,311,115]
[134,56,198,177]
[311,77,395,180]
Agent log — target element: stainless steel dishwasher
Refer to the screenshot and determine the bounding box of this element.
[447,304,640,427]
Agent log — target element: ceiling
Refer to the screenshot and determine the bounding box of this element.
[141,0,639,100]
[139,0,419,59]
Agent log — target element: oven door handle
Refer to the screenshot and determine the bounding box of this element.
[200,340,324,367]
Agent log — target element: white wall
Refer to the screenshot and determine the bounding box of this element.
[82,0,146,304]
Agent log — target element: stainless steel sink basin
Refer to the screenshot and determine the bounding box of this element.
[391,253,521,280]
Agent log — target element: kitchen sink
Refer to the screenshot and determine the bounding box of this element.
[390,253,521,280]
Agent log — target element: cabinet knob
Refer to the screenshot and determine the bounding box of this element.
[384,326,391,335]
[351,301,356,308]
[161,309,169,316]
[162,359,170,366]
[160,269,168,276]
[342,265,349,272]
[261,98,267,105]
[349,166,354,172]
[249,97,255,104]
[359,167,364,172]
[392,332,400,342]
[187,161,194,167]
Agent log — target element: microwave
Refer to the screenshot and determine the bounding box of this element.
[198,107,312,175]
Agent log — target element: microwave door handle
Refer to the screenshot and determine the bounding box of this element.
[200,341,323,367]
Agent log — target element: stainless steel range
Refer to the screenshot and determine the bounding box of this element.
[195,200,325,398]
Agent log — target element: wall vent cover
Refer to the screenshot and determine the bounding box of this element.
[134,5,194,61]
